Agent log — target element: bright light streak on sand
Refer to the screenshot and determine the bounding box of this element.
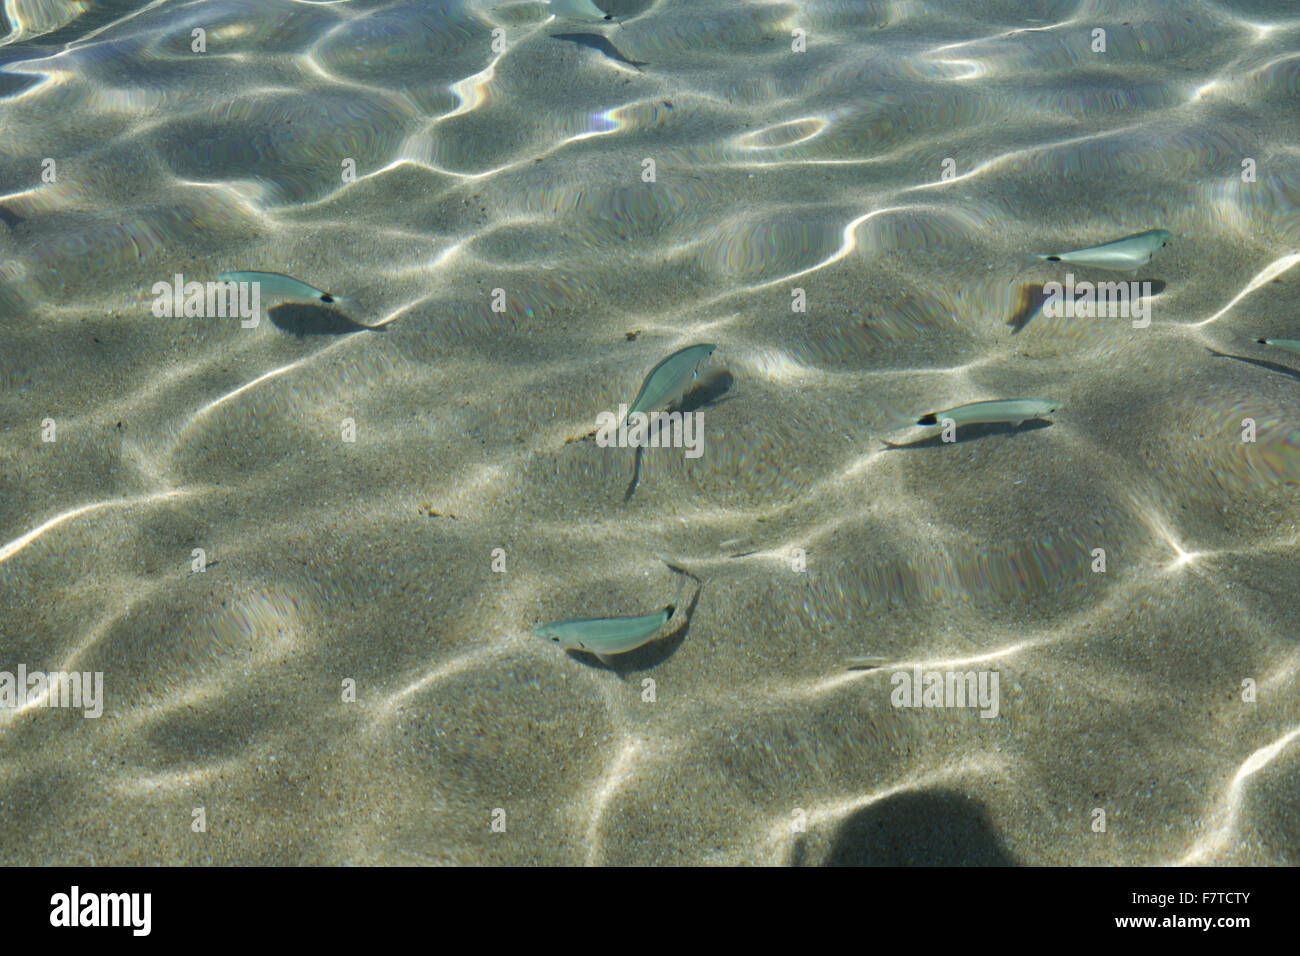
[0,489,188,564]
[1195,252,1300,327]
[1179,724,1300,864]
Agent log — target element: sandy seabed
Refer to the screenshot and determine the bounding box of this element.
[1,0,1299,865]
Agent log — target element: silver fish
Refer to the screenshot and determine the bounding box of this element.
[1038,229,1171,271]
[549,0,614,22]
[534,557,699,666]
[217,271,341,306]
[626,344,717,423]
[533,606,673,658]
[1258,338,1300,354]
[917,398,1061,428]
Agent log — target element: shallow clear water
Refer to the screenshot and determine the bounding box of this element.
[1,0,1299,865]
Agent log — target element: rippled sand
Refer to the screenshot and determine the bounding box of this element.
[2,0,1299,865]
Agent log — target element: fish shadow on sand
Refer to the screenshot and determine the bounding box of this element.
[1206,347,1300,383]
[880,418,1052,450]
[566,579,703,677]
[624,369,735,501]
[1007,279,1166,335]
[268,303,382,336]
[789,789,1017,866]
[551,33,648,68]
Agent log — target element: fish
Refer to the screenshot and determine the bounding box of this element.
[626,344,717,424]
[916,398,1061,428]
[549,0,614,22]
[534,556,699,665]
[533,606,674,665]
[1257,338,1300,354]
[217,271,342,307]
[1037,228,1171,271]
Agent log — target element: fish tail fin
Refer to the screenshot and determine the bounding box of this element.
[1010,252,1048,272]
[916,412,938,426]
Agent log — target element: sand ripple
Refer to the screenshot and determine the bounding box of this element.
[2,0,1299,864]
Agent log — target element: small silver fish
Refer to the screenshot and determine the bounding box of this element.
[1038,229,1171,271]
[534,557,699,666]
[626,344,717,423]
[1257,338,1300,354]
[217,271,342,307]
[917,398,1061,428]
[549,0,614,22]
[533,606,674,665]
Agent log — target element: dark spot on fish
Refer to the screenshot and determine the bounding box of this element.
[1258,338,1268,344]
[1046,255,1061,261]
[319,293,334,304]
[916,413,938,425]
[625,330,640,340]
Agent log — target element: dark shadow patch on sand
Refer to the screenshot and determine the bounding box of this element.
[268,303,382,336]
[551,33,647,68]
[679,368,735,413]
[1007,280,1166,335]
[0,204,23,229]
[566,577,703,676]
[1207,347,1300,383]
[1006,285,1047,335]
[881,419,1053,449]
[818,789,1017,866]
